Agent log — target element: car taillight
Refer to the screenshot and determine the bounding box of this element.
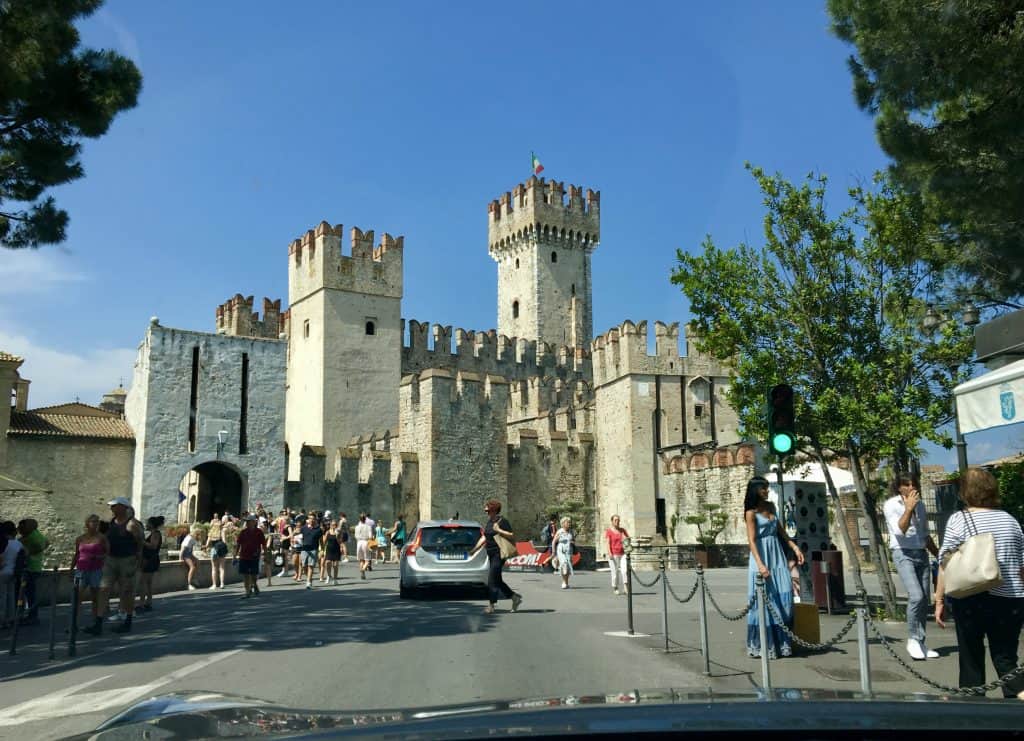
[404,530,422,557]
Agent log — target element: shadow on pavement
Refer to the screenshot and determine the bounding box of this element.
[0,571,496,683]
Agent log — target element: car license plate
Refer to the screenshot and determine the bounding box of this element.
[438,552,467,561]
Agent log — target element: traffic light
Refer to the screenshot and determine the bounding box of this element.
[767,384,796,456]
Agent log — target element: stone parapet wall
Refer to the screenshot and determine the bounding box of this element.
[401,321,591,385]
[4,436,134,554]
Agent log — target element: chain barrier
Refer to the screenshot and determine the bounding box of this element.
[629,568,662,589]
[703,580,755,621]
[760,590,858,651]
[863,611,1024,696]
[664,571,700,604]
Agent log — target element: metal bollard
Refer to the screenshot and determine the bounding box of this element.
[48,565,58,660]
[68,575,80,657]
[625,552,635,636]
[660,550,669,652]
[756,574,772,692]
[819,559,832,615]
[696,563,711,675]
[856,599,873,696]
[8,577,26,656]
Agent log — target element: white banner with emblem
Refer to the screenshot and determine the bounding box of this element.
[954,358,1024,434]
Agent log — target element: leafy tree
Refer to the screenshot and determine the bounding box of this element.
[682,504,730,548]
[829,0,1024,302]
[1,0,141,249]
[996,461,1024,528]
[671,165,973,615]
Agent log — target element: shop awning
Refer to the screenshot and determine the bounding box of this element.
[954,358,1024,434]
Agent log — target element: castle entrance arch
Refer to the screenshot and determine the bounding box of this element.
[177,462,244,523]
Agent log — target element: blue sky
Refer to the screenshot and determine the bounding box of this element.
[1,1,1019,468]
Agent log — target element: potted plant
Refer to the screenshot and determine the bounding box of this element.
[683,504,730,568]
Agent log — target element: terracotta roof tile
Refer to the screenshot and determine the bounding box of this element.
[27,402,117,418]
[8,409,134,441]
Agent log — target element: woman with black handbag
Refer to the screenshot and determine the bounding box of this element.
[470,499,523,614]
[936,467,1024,700]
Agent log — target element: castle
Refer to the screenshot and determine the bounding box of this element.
[2,176,761,554]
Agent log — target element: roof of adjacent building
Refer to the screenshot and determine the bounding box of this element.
[8,403,135,441]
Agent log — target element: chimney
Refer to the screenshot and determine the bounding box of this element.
[14,378,29,412]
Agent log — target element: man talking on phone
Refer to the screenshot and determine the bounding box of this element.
[884,475,940,661]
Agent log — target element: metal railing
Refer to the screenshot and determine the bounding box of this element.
[619,549,1024,698]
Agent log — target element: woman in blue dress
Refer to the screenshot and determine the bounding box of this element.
[744,476,804,658]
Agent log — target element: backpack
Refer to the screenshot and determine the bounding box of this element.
[540,525,552,545]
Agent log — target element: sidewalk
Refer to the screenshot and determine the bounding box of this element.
[619,566,1012,698]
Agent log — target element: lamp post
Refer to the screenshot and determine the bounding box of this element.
[922,303,980,477]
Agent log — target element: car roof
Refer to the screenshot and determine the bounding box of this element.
[415,520,482,528]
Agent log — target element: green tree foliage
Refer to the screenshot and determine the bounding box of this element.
[0,0,141,249]
[829,0,1024,301]
[671,165,973,613]
[997,461,1024,527]
[682,504,730,548]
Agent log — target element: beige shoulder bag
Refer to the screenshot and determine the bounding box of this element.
[941,510,1003,599]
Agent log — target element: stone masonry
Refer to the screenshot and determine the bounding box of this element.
[125,320,286,523]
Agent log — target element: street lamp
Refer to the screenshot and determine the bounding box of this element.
[922,303,980,477]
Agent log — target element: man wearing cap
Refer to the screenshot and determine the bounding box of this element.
[86,497,143,635]
[234,515,264,598]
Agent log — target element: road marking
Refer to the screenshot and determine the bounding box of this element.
[0,649,242,726]
[603,630,652,637]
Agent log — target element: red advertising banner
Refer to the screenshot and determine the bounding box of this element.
[504,541,581,571]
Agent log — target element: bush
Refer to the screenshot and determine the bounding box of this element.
[683,504,730,548]
[997,462,1024,528]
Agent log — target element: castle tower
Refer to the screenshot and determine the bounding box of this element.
[285,221,404,479]
[488,177,600,348]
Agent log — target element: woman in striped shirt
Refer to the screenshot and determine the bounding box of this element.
[936,467,1024,700]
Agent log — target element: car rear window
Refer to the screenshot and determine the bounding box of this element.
[419,526,480,549]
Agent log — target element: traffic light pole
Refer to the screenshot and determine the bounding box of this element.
[774,459,786,530]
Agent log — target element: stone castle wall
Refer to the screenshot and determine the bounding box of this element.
[4,436,134,556]
[660,445,758,546]
[126,323,287,524]
[399,369,509,522]
[216,295,283,339]
[507,429,595,545]
[284,444,419,525]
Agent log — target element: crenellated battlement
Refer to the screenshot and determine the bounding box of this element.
[288,220,404,305]
[487,176,600,258]
[590,319,732,386]
[401,319,592,383]
[215,294,284,338]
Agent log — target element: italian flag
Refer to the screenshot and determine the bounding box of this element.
[531,152,544,175]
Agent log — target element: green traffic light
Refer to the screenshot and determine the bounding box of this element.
[771,432,794,455]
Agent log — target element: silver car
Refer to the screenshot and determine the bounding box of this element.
[399,520,489,598]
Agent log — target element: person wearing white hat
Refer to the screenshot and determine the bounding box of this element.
[85,497,143,635]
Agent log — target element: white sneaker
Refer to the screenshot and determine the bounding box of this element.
[188,584,197,591]
[343,557,350,563]
[561,583,567,590]
[907,639,926,661]
[613,588,619,595]
[209,584,217,591]
[922,644,939,659]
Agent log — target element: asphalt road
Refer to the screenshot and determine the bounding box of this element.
[0,564,719,739]
[2,563,1016,739]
